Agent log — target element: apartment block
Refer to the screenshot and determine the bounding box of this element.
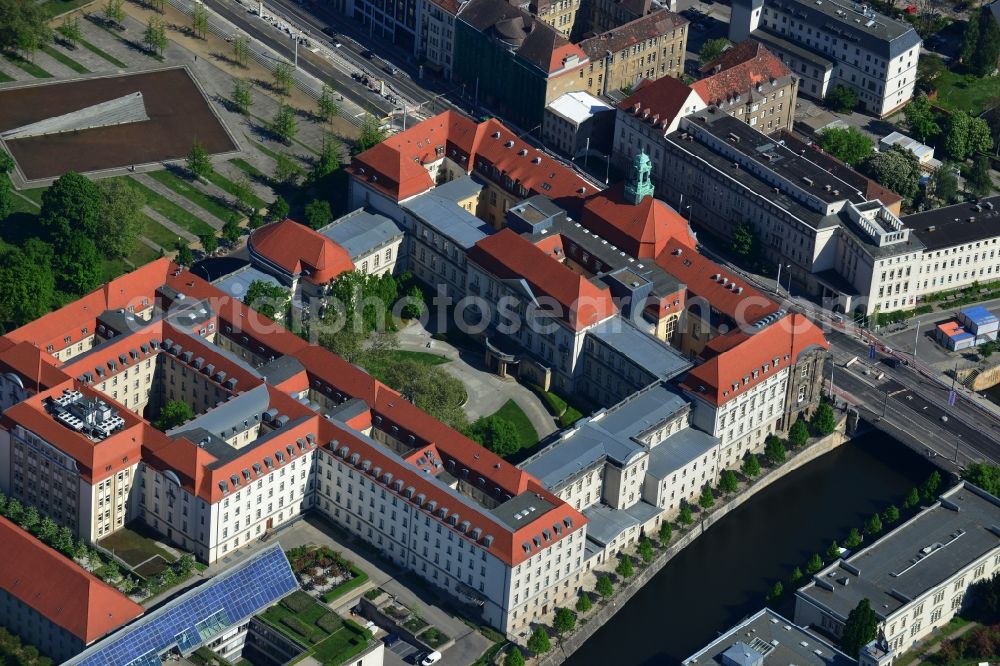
[729,0,921,116]
[796,482,1000,655]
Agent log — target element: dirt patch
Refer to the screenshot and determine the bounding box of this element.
[134,555,171,579]
[0,68,236,180]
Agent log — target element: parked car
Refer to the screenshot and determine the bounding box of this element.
[383,64,399,75]
[383,633,400,647]
[421,652,442,665]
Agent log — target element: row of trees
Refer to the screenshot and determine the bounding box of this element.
[0,0,51,58]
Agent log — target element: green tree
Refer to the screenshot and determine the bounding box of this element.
[817,126,874,166]
[719,469,739,494]
[576,592,592,613]
[104,0,125,27]
[0,0,50,56]
[553,607,576,634]
[357,113,387,152]
[272,61,294,96]
[311,133,342,182]
[186,139,212,179]
[53,232,101,294]
[824,85,858,113]
[964,463,1000,495]
[199,232,218,255]
[742,454,761,478]
[375,359,468,431]
[401,284,426,320]
[764,436,786,465]
[0,242,55,327]
[698,37,731,68]
[191,3,209,39]
[232,34,250,67]
[679,503,694,525]
[232,78,253,115]
[730,222,757,258]
[248,211,265,229]
[826,540,841,562]
[923,470,942,502]
[963,8,1000,76]
[274,151,301,185]
[841,599,879,658]
[96,178,145,259]
[945,111,975,160]
[968,155,995,197]
[865,512,883,535]
[244,280,290,320]
[767,580,784,602]
[175,242,194,266]
[883,504,900,524]
[863,146,921,201]
[658,520,672,544]
[0,148,14,221]
[790,566,803,584]
[844,527,863,549]
[269,196,290,222]
[903,93,940,143]
[596,574,613,598]
[969,116,994,155]
[699,485,715,509]
[981,341,997,361]
[231,176,255,214]
[811,402,837,436]
[154,400,194,431]
[616,555,634,579]
[527,627,551,654]
[806,553,824,574]
[504,647,525,666]
[903,486,920,510]
[40,171,101,239]
[37,516,58,543]
[638,537,654,563]
[270,104,298,144]
[4,498,22,523]
[304,199,332,230]
[57,15,82,47]
[143,17,167,56]
[19,505,39,532]
[962,8,983,66]
[788,417,810,447]
[317,83,339,122]
[222,214,242,244]
[466,415,520,457]
[932,162,959,204]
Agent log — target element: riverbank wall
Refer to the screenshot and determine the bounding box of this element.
[535,427,849,666]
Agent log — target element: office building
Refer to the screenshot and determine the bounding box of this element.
[795,482,1000,654]
[728,0,920,116]
[543,90,615,157]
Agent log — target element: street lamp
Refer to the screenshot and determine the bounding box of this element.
[774,263,791,296]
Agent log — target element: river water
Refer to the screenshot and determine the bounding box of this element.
[565,432,936,666]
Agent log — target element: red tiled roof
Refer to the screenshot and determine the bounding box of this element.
[348,111,598,211]
[0,383,144,485]
[581,182,697,259]
[3,258,173,358]
[617,76,704,131]
[0,340,70,392]
[691,39,793,106]
[249,219,354,285]
[468,229,617,330]
[655,238,779,325]
[0,516,144,643]
[681,312,828,406]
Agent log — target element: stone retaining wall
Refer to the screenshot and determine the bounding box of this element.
[534,428,849,666]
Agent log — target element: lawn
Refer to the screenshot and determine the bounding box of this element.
[251,139,307,174]
[129,241,161,267]
[40,45,89,73]
[3,53,52,78]
[204,169,268,211]
[7,192,40,217]
[147,170,233,223]
[141,214,182,250]
[98,525,178,569]
[40,0,98,17]
[490,399,538,449]
[931,70,1000,115]
[123,177,216,237]
[0,70,13,83]
[312,626,369,663]
[20,187,46,207]
[78,37,127,68]
[230,158,265,179]
[259,590,371,665]
[361,350,450,385]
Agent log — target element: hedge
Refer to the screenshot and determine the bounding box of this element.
[316,611,343,634]
[343,617,374,640]
[281,614,314,639]
[322,567,370,603]
[282,590,314,613]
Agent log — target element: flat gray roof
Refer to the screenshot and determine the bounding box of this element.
[214,266,285,300]
[764,0,920,58]
[797,482,1000,622]
[903,195,1000,251]
[594,383,688,441]
[402,190,493,249]
[646,427,720,480]
[259,355,305,386]
[432,174,484,203]
[321,209,403,260]
[683,608,854,665]
[492,491,558,530]
[588,316,692,380]
[582,500,659,546]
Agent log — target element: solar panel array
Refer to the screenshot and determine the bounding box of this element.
[66,544,298,666]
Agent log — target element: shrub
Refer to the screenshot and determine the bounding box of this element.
[364,587,383,600]
[322,567,369,602]
[316,611,343,634]
[280,614,314,639]
[282,590,314,613]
